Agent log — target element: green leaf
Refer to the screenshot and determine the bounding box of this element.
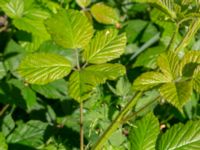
[91,3,119,25]
[129,113,159,150]
[69,63,126,102]
[7,120,48,147]
[157,51,180,80]
[157,120,200,150]
[1,0,24,18]
[31,79,68,99]
[45,9,94,49]
[193,66,200,92]
[18,53,72,85]
[159,81,193,110]
[76,0,91,8]
[133,72,171,91]
[125,19,148,43]
[1,0,51,51]
[1,114,15,137]
[0,62,6,79]
[133,0,177,19]
[134,45,166,69]
[83,28,126,64]
[180,51,200,74]
[0,132,7,150]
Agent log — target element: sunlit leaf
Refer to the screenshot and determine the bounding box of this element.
[76,0,91,8]
[129,113,159,150]
[91,3,119,25]
[83,28,126,64]
[157,120,200,150]
[159,81,193,110]
[18,53,72,85]
[69,63,126,102]
[133,72,171,91]
[45,9,94,49]
[0,132,7,150]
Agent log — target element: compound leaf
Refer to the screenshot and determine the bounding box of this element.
[18,53,72,85]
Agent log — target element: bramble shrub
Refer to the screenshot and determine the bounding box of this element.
[0,0,199,150]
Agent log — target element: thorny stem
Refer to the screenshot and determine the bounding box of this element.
[91,92,143,150]
[80,102,84,150]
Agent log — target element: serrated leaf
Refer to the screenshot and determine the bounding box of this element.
[0,132,7,150]
[157,51,180,80]
[31,79,68,99]
[129,113,159,150]
[159,81,193,110]
[2,114,15,137]
[76,0,91,8]
[91,3,119,25]
[83,29,126,64]
[1,0,51,51]
[180,51,200,74]
[45,9,93,49]
[18,53,72,85]
[7,120,48,147]
[133,0,177,19]
[69,63,126,102]
[157,120,200,150]
[193,66,200,92]
[133,72,171,91]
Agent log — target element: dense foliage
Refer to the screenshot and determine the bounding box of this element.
[0,0,200,150]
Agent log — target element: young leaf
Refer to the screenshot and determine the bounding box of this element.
[83,28,126,64]
[129,113,160,150]
[69,63,126,102]
[76,0,91,8]
[7,120,48,147]
[45,9,93,49]
[91,3,119,25]
[159,81,193,110]
[157,120,200,150]
[133,72,171,91]
[18,53,72,85]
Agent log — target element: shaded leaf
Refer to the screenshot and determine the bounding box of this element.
[91,3,119,25]
[157,120,200,150]
[45,9,93,49]
[18,53,72,85]
[83,28,126,64]
[0,62,6,79]
[32,79,68,99]
[193,66,200,92]
[129,113,159,150]
[7,120,48,147]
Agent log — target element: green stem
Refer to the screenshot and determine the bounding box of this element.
[175,18,200,52]
[80,102,84,150]
[91,92,143,150]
